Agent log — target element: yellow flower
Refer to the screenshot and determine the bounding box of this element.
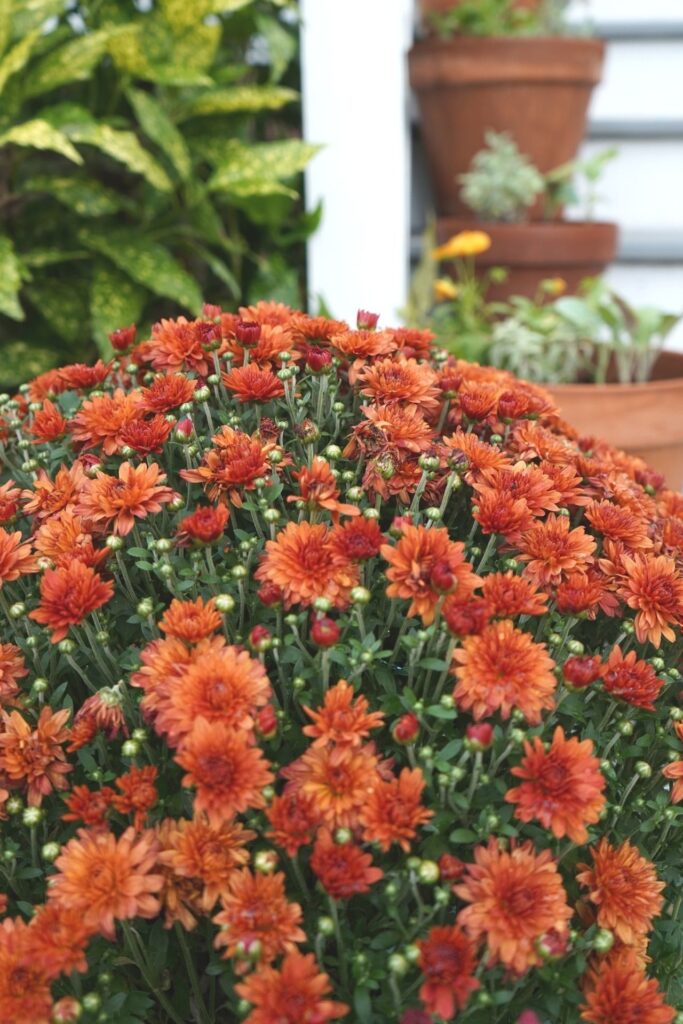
[542,277,567,296]
[433,278,459,302]
[432,231,492,261]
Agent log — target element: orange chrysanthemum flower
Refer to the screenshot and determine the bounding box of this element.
[131,635,199,719]
[214,869,305,965]
[59,360,110,391]
[0,527,39,583]
[181,426,277,505]
[255,521,359,610]
[139,373,197,413]
[111,765,158,831]
[281,743,379,830]
[28,400,69,443]
[69,388,142,455]
[452,620,556,724]
[223,363,285,403]
[34,510,108,570]
[146,316,215,375]
[49,826,163,940]
[332,329,398,383]
[329,517,383,562]
[347,402,434,455]
[577,838,664,944]
[0,643,28,705]
[481,571,548,618]
[556,570,618,618]
[505,726,605,843]
[22,462,86,520]
[0,706,71,805]
[175,717,273,827]
[474,464,562,520]
[235,951,349,1024]
[29,560,114,642]
[118,413,173,455]
[455,840,572,974]
[381,524,480,626]
[360,767,433,852]
[158,596,222,643]
[0,479,21,523]
[0,917,53,1024]
[618,553,683,646]
[157,816,253,912]
[158,642,271,743]
[585,499,652,550]
[359,357,440,415]
[581,948,675,1024]
[176,503,229,546]
[417,924,479,1020]
[27,903,94,979]
[62,784,113,829]
[266,790,320,855]
[303,679,384,750]
[602,644,664,711]
[472,490,534,539]
[310,828,383,899]
[517,514,597,586]
[443,428,511,477]
[78,461,177,536]
[662,760,683,804]
[289,457,360,520]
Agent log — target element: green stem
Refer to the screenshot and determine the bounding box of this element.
[122,922,186,1024]
[175,922,211,1024]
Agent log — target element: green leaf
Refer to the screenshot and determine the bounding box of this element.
[0,118,83,164]
[159,0,212,30]
[64,122,173,192]
[449,828,478,844]
[78,227,203,314]
[211,0,255,10]
[255,14,298,83]
[22,249,88,268]
[127,88,191,181]
[0,0,11,60]
[11,0,68,38]
[109,25,213,86]
[21,176,124,217]
[26,275,90,345]
[90,261,147,357]
[0,28,41,97]
[0,341,59,388]
[178,85,298,121]
[24,28,119,98]
[0,235,24,320]
[208,139,319,192]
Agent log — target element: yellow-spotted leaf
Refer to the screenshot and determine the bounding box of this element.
[64,123,173,192]
[0,119,83,164]
[0,28,41,96]
[208,139,319,192]
[0,235,24,321]
[90,261,147,357]
[21,176,125,217]
[24,28,119,98]
[127,88,191,181]
[178,85,298,121]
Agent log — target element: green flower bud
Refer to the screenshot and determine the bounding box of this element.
[6,796,23,816]
[346,487,363,502]
[263,508,280,524]
[193,386,211,402]
[32,677,49,694]
[317,915,335,936]
[105,535,123,551]
[388,953,408,976]
[424,507,442,522]
[635,761,652,779]
[158,563,173,578]
[8,602,26,619]
[42,842,60,862]
[593,928,615,954]
[98,972,113,988]
[419,745,433,762]
[313,597,332,613]
[363,508,380,520]
[231,565,248,580]
[334,828,353,845]
[384,881,399,900]
[254,849,278,874]
[293,676,306,691]
[450,766,466,783]
[22,806,44,828]
[58,638,76,654]
[566,639,585,655]
[136,598,154,618]
[215,594,235,614]
[121,739,140,758]
[418,860,440,885]
[82,993,102,1013]
[618,720,634,737]
[350,586,371,605]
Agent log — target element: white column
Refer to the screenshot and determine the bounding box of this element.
[300,0,415,325]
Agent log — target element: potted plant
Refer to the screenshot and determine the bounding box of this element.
[436,132,618,301]
[409,0,605,217]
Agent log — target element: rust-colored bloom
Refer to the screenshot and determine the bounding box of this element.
[330,517,383,561]
[455,840,572,974]
[139,373,197,413]
[0,480,21,523]
[310,828,383,899]
[360,767,433,852]
[235,951,349,1024]
[452,620,556,724]
[146,316,215,375]
[0,706,71,805]
[481,572,548,618]
[119,413,173,455]
[585,499,652,550]
[223,363,285,403]
[255,521,359,610]
[111,765,158,830]
[0,917,54,1024]
[602,644,664,711]
[28,399,68,443]
[662,760,683,804]
[69,388,142,455]
[29,560,114,642]
[444,429,510,476]
[214,869,305,965]
[0,643,27,706]
[303,679,383,750]
[266,790,320,855]
[474,463,562,517]
[581,948,675,1024]
[34,509,107,570]
[59,360,110,391]
[382,524,480,625]
[359,357,440,415]
[518,514,596,586]
[281,744,379,830]
[181,426,278,505]
[78,461,177,536]
[22,462,86,520]
[158,596,222,643]
[175,717,273,827]
[289,457,360,520]
[176,503,229,546]
[157,816,253,912]
[506,726,605,843]
[0,528,39,583]
[49,826,163,940]
[417,925,479,1020]
[348,402,434,456]
[618,552,683,646]
[27,903,94,979]
[472,490,534,538]
[577,839,664,944]
[556,570,618,618]
[62,784,113,829]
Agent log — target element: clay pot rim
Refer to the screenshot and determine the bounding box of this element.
[437,218,619,266]
[547,353,683,396]
[411,35,604,50]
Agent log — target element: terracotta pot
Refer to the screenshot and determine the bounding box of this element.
[420,0,539,16]
[436,218,618,301]
[409,36,605,217]
[546,352,683,489]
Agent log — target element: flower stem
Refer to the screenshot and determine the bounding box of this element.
[121,921,186,1024]
[174,922,211,1024]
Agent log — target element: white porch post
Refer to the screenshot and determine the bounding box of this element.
[300,0,415,325]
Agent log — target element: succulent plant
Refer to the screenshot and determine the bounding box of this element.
[459,131,545,222]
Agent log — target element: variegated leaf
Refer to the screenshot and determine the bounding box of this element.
[0,119,83,164]
[0,235,24,321]
[90,261,147,357]
[127,88,191,181]
[64,122,173,192]
[178,85,297,121]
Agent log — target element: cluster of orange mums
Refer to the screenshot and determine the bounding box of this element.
[0,303,680,1023]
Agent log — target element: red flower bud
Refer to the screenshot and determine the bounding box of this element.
[175,416,194,439]
[52,998,82,1023]
[357,309,379,330]
[235,320,261,346]
[518,1013,542,1024]
[497,390,530,422]
[438,853,466,882]
[465,722,493,751]
[255,705,278,740]
[249,625,272,652]
[310,616,340,648]
[202,303,222,319]
[257,581,284,607]
[389,514,413,538]
[393,712,420,745]
[430,559,455,594]
[306,346,332,373]
[536,928,569,960]
[562,655,602,689]
[109,324,136,352]
[400,1012,431,1024]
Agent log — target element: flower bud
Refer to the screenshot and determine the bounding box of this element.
[430,560,455,594]
[52,997,83,1022]
[42,841,61,862]
[393,713,420,745]
[215,594,235,614]
[417,860,440,885]
[350,586,371,605]
[438,853,465,882]
[517,1013,542,1024]
[249,625,272,653]
[121,739,140,758]
[346,486,364,502]
[136,597,154,618]
[310,616,341,648]
[335,828,353,845]
[318,915,335,936]
[306,347,332,373]
[23,806,44,828]
[562,655,602,689]
[635,761,652,778]
[105,535,123,551]
[465,722,494,751]
[254,849,279,874]
[593,928,615,953]
[235,320,261,346]
[109,324,136,353]
[357,310,379,330]
[255,705,278,740]
[388,953,408,976]
[175,416,194,443]
[57,638,76,654]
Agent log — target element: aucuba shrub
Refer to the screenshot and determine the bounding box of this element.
[0,306,681,1024]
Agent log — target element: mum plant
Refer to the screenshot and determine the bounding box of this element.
[0,305,682,1024]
